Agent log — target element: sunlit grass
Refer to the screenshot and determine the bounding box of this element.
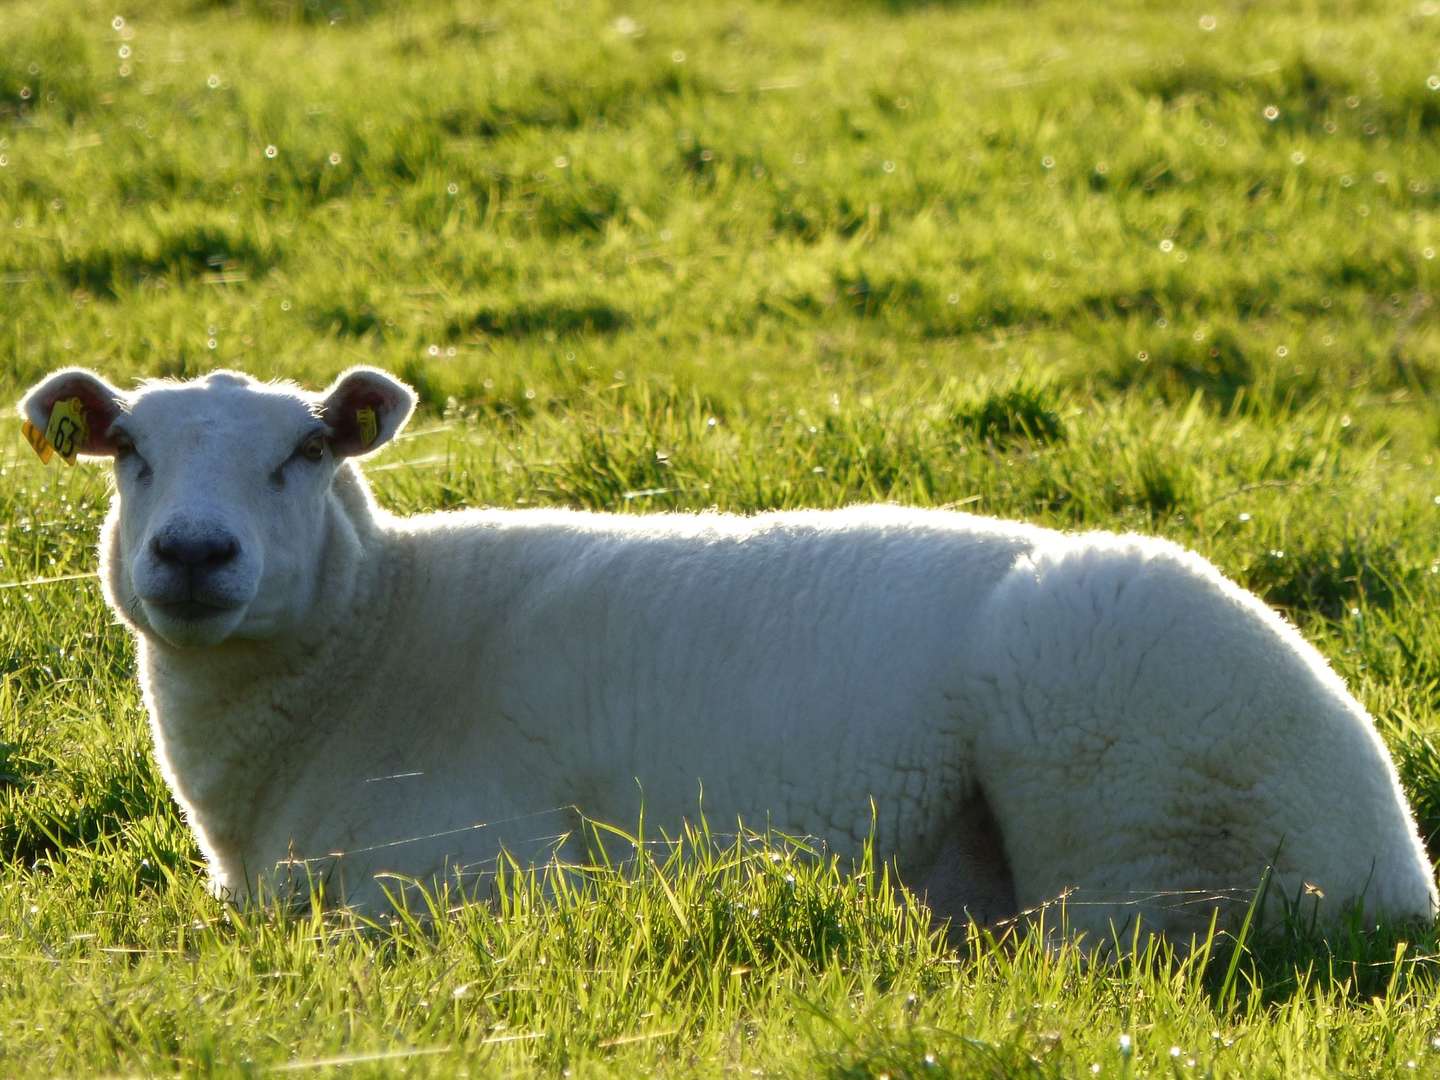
[4,0,1440,1074]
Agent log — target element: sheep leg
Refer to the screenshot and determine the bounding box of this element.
[913,787,1018,931]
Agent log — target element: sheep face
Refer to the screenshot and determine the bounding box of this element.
[20,367,414,648]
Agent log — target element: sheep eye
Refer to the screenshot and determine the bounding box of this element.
[113,435,153,483]
[298,433,326,462]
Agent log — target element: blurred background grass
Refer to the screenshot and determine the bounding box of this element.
[2,0,1435,413]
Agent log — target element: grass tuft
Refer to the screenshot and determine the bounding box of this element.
[955,382,1067,447]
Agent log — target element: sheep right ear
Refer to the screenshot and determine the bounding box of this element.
[318,367,417,458]
[18,368,127,464]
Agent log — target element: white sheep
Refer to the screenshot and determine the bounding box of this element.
[18,366,1440,939]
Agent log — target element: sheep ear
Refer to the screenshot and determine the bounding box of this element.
[319,367,416,458]
[18,368,127,463]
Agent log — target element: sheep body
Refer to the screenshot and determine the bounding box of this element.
[19,367,1439,936]
[144,476,1039,917]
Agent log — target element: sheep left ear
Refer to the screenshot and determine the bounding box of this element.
[19,367,128,463]
[318,367,416,457]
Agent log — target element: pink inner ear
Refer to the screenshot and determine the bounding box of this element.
[35,377,124,456]
[320,369,413,457]
[325,383,391,455]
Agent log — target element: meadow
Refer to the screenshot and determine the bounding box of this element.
[3,0,1440,1073]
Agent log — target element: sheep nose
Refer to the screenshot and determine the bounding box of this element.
[152,531,240,570]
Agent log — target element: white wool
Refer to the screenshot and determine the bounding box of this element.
[19,367,1439,937]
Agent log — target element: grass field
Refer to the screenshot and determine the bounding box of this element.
[4,0,1440,1074]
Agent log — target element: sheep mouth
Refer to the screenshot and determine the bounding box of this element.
[148,598,244,621]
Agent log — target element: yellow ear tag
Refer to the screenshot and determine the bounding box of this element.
[355,406,379,450]
[20,419,55,464]
[43,398,89,465]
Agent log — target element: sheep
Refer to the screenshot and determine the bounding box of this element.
[18,365,1440,940]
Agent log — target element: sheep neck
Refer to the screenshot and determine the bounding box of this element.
[137,463,394,856]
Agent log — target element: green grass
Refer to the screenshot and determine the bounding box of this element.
[4,0,1440,1073]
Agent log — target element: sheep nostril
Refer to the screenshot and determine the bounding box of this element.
[208,536,240,568]
[153,533,241,570]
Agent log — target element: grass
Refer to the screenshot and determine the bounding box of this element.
[3,0,1440,1073]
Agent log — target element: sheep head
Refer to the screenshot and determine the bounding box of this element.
[19,367,415,648]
